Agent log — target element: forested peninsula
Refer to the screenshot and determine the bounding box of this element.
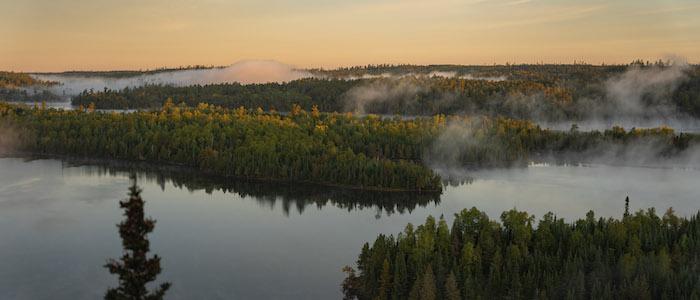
[1,102,697,192]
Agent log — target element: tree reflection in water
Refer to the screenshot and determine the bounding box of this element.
[64,159,445,217]
[104,176,170,300]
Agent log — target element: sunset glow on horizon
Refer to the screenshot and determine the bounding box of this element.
[2,0,700,71]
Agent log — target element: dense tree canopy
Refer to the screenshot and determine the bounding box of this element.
[0,102,442,191]
[1,102,697,191]
[343,204,700,299]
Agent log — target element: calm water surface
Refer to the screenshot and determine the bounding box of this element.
[1,158,699,299]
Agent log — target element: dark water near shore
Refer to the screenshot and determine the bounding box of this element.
[1,158,699,299]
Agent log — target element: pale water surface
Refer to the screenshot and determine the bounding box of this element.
[1,158,699,299]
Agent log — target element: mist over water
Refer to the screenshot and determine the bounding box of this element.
[28,62,508,111]
[16,59,700,137]
[32,60,313,96]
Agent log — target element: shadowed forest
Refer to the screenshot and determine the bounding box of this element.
[342,202,700,299]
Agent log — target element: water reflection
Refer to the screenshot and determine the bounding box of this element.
[2,157,700,299]
[104,177,170,299]
[61,159,442,218]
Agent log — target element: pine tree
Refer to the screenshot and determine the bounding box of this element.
[104,177,170,300]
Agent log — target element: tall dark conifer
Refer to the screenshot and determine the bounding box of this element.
[105,177,170,300]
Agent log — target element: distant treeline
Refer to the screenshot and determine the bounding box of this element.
[1,103,698,191]
[73,78,357,111]
[342,205,700,299]
[309,63,626,82]
[0,71,53,88]
[72,64,700,120]
[0,71,62,103]
[33,65,223,78]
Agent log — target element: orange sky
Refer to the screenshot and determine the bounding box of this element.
[2,0,699,72]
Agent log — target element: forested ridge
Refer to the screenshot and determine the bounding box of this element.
[73,78,358,111]
[71,63,700,120]
[342,204,700,299]
[72,77,579,119]
[1,102,698,191]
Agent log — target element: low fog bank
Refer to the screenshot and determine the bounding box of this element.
[342,78,433,115]
[543,139,700,171]
[539,118,700,133]
[18,58,699,132]
[539,59,697,132]
[564,60,690,118]
[32,60,312,96]
[432,141,700,187]
[505,61,693,122]
[32,63,504,98]
[424,117,700,184]
[341,58,697,126]
[604,59,688,118]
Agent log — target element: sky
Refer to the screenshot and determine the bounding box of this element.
[1,0,699,72]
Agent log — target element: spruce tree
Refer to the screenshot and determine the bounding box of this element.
[104,177,170,300]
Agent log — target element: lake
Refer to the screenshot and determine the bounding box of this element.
[1,157,699,299]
